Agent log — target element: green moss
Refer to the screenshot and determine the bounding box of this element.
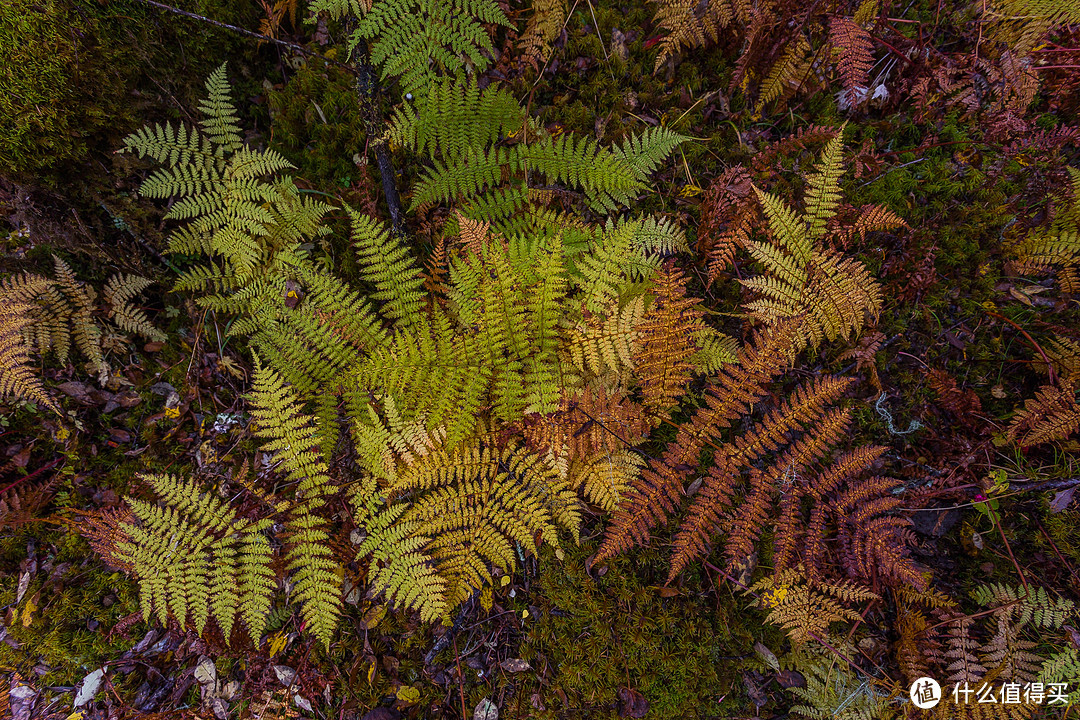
[0,533,140,685]
[517,542,759,719]
[0,0,134,178]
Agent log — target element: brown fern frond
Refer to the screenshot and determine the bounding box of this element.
[926,369,983,429]
[71,507,136,573]
[838,330,883,391]
[104,273,166,343]
[1006,382,1080,447]
[52,254,105,379]
[830,17,874,108]
[519,385,650,465]
[632,262,705,419]
[827,204,908,245]
[750,126,841,175]
[453,209,493,257]
[699,167,756,281]
[0,479,56,531]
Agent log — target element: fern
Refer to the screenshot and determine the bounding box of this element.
[741,134,892,350]
[0,277,58,413]
[749,566,878,645]
[114,473,275,645]
[335,0,511,97]
[249,360,343,647]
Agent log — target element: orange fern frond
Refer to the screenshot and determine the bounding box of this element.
[594,320,800,564]
[668,375,854,579]
[632,262,705,419]
[1007,382,1080,447]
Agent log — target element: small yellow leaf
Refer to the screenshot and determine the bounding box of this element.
[66,712,85,720]
[267,630,289,657]
[21,596,37,627]
[522,609,529,619]
[367,659,377,685]
[164,406,181,420]
[360,604,386,630]
[480,585,493,613]
[396,685,421,704]
[500,575,511,587]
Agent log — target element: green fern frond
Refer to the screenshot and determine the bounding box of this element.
[348,207,425,328]
[198,63,243,152]
[117,473,275,644]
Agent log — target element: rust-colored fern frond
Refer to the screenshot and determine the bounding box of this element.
[668,376,854,580]
[699,167,756,283]
[519,385,650,467]
[1006,382,1080,447]
[594,320,800,564]
[0,479,56,532]
[71,507,136,574]
[830,16,874,108]
[926,368,983,429]
[632,262,705,419]
[835,474,923,589]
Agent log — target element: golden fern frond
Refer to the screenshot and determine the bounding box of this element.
[1006,382,1080,447]
[359,433,581,618]
[571,448,644,511]
[757,36,813,110]
[354,496,447,623]
[632,262,705,419]
[51,254,105,379]
[517,0,568,69]
[1037,335,1080,385]
[650,0,733,71]
[749,566,878,645]
[103,273,167,343]
[565,295,645,384]
[0,296,59,413]
[249,360,342,647]
[804,131,847,243]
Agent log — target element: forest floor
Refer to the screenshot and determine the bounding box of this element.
[2,0,1080,719]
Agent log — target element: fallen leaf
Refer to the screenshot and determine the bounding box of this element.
[360,603,387,630]
[473,698,498,720]
[775,669,806,688]
[293,694,312,713]
[74,668,105,707]
[15,572,29,604]
[273,665,296,687]
[500,659,531,673]
[616,686,649,718]
[754,641,779,671]
[21,593,37,627]
[1050,486,1077,513]
[395,685,420,704]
